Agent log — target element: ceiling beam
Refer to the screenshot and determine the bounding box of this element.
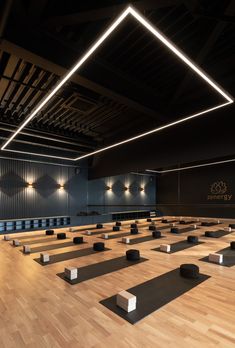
[194,11,235,24]
[27,0,48,24]
[0,121,96,148]
[44,0,181,27]
[0,0,13,38]
[170,0,235,104]
[0,39,162,122]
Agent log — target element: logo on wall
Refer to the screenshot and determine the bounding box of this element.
[210,181,227,194]
[207,181,232,201]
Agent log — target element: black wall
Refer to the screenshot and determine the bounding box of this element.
[0,158,88,219]
[90,104,235,178]
[88,173,156,214]
[0,158,156,220]
[157,162,235,218]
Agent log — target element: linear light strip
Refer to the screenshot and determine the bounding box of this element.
[3,101,230,161]
[1,7,131,151]
[0,155,78,167]
[74,101,231,160]
[2,148,75,161]
[1,6,233,161]
[129,7,233,103]
[146,158,235,174]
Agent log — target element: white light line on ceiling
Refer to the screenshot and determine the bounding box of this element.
[146,158,235,174]
[2,148,75,161]
[1,6,131,151]
[1,6,233,161]
[74,101,231,160]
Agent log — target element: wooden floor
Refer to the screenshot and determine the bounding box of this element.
[0,216,235,348]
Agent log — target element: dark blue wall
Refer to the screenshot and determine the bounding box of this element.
[88,173,156,214]
[0,158,156,220]
[0,157,87,219]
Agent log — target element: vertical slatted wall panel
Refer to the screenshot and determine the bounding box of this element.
[0,158,72,219]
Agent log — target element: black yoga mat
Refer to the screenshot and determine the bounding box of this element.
[11,236,67,246]
[161,219,178,224]
[154,225,172,231]
[200,247,235,267]
[21,236,70,245]
[81,231,104,236]
[82,229,120,236]
[100,268,210,324]
[73,226,110,232]
[118,235,165,245]
[171,227,198,234]
[20,241,87,254]
[202,230,232,238]
[152,241,204,254]
[98,232,139,240]
[57,256,148,284]
[34,247,111,266]
[201,222,221,227]
[179,221,197,225]
[11,233,54,240]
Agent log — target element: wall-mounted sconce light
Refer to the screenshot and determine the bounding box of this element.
[124,186,129,191]
[106,185,112,191]
[139,187,144,192]
[27,183,34,189]
[59,184,64,190]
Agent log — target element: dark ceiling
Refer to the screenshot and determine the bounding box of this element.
[0,0,234,167]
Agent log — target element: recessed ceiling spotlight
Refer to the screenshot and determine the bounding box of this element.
[1,6,233,160]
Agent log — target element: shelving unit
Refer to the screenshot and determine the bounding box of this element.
[112,210,155,221]
[0,216,70,234]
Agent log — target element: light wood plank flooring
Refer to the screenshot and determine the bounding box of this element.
[0,216,234,348]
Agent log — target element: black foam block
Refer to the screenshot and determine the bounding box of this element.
[73,236,83,244]
[57,233,66,240]
[126,249,140,261]
[45,229,54,235]
[93,242,105,251]
[131,223,137,229]
[187,236,198,243]
[171,227,179,234]
[180,264,199,279]
[152,231,161,238]
[130,228,138,235]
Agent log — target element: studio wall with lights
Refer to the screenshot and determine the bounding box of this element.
[88,173,156,214]
[0,158,156,220]
[157,161,235,218]
[0,158,87,220]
